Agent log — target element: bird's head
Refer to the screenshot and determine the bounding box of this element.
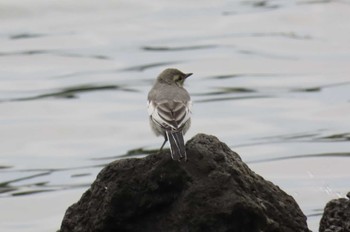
[157,68,192,87]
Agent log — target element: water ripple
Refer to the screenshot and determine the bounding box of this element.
[142,45,216,51]
[195,87,256,96]
[208,73,294,80]
[121,61,179,72]
[259,131,350,143]
[248,152,350,164]
[292,81,350,92]
[194,95,273,103]
[0,50,110,60]
[0,166,103,197]
[10,33,46,40]
[0,84,137,103]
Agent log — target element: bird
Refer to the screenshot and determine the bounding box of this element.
[147,68,193,161]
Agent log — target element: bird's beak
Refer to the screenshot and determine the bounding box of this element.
[185,73,193,79]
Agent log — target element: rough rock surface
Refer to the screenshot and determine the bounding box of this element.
[60,133,310,232]
[319,192,350,232]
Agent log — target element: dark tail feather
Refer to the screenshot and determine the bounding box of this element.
[165,130,186,161]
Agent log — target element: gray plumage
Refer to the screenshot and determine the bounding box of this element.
[147,68,192,161]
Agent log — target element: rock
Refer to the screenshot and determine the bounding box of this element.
[319,192,350,232]
[60,133,310,232]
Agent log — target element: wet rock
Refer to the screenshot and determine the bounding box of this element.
[60,133,310,232]
[319,192,350,232]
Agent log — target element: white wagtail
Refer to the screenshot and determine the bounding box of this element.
[147,68,192,161]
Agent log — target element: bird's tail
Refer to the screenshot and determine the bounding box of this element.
[165,130,187,161]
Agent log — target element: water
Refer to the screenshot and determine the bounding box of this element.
[1,0,350,231]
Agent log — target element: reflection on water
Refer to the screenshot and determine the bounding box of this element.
[1,0,350,231]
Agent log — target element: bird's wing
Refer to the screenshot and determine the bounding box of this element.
[148,100,191,131]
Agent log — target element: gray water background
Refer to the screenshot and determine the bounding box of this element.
[1,0,350,231]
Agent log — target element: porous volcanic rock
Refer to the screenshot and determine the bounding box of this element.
[60,133,310,232]
[319,192,350,232]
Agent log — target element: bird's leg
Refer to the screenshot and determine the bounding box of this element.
[159,136,168,152]
[178,152,188,162]
[159,134,175,160]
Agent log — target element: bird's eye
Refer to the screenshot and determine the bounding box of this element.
[174,75,182,82]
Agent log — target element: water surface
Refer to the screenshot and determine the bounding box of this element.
[1,1,350,231]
